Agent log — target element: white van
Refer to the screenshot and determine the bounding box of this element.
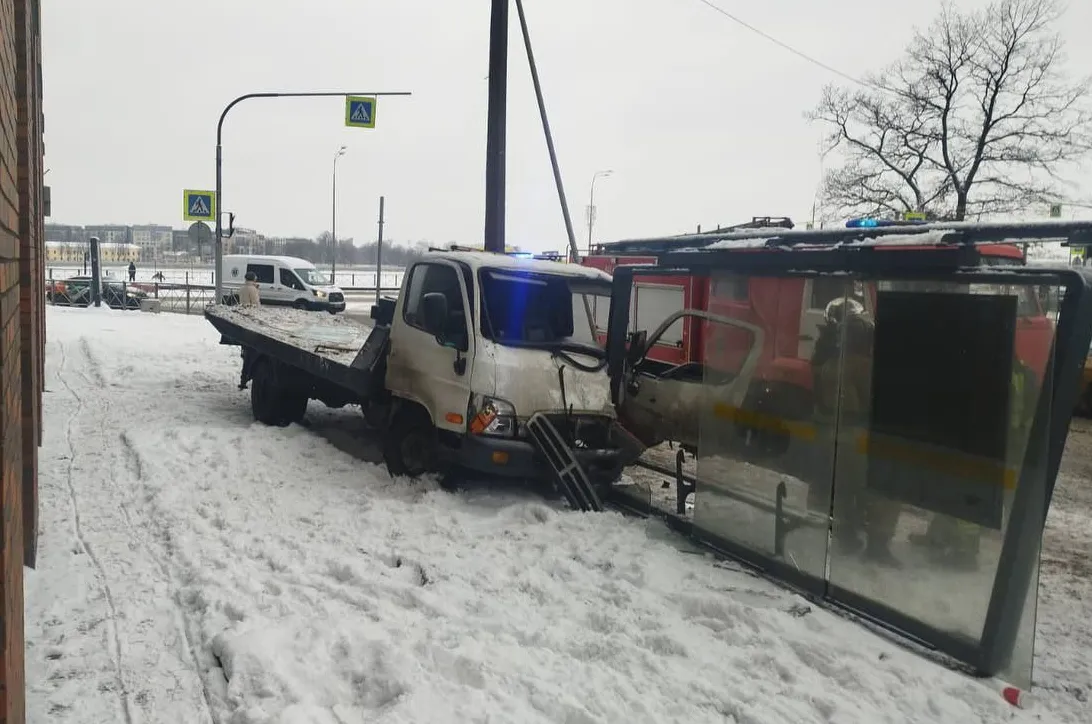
[221,255,346,314]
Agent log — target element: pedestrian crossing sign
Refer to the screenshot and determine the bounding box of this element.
[345,96,377,129]
[183,189,216,222]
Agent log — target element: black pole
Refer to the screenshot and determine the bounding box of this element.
[484,0,509,253]
[514,0,579,263]
[376,196,385,304]
[88,236,102,308]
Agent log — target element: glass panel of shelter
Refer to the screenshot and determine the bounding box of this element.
[691,270,1056,684]
[694,271,839,587]
[605,276,693,514]
[825,277,1056,690]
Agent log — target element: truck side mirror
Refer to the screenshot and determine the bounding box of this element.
[421,292,450,344]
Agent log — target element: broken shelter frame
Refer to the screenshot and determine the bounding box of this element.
[604,243,1092,680]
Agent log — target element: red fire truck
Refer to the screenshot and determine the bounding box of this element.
[582,218,1055,448]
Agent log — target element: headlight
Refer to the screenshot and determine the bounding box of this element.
[313,289,328,298]
[469,395,518,438]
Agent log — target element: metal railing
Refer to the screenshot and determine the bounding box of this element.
[44,266,406,290]
[45,269,401,316]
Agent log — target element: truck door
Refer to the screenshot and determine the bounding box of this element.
[386,260,474,434]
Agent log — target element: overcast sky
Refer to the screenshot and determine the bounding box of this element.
[42,0,1092,252]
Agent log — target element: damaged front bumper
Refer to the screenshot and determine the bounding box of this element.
[449,415,645,491]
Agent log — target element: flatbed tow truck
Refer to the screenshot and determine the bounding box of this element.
[205,248,644,511]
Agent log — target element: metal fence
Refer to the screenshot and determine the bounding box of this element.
[45,269,401,316]
[45,265,406,289]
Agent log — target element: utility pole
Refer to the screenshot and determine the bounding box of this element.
[89,236,102,308]
[332,145,347,282]
[483,0,509,253]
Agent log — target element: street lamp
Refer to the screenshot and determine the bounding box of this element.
[586,169,613,252]
[332,145,347,282]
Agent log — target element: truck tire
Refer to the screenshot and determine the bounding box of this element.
[250,359,307,426]
[383,405,438,478]
[281,393,308,425]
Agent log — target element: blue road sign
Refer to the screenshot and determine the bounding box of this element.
[183,189,216,221]
[345,96,377,128]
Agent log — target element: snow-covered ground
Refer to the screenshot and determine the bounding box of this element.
[24,306,1090,723]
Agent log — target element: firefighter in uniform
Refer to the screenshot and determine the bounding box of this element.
[812,297,902,566]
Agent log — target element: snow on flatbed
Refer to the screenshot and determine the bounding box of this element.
[25,306,1092,724]
[208,304,373,366]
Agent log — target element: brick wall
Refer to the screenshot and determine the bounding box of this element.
[0,0,43,721]
[15,0,41,572]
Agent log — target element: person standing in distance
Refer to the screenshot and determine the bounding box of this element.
[239,270,261,306]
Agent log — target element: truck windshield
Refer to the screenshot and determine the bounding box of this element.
[479,269,609,354]
[294,268,330,286]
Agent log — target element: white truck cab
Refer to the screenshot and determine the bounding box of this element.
[221,254,346,314]
[380,250,630,486]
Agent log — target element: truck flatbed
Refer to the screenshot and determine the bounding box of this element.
[205,304,392,398]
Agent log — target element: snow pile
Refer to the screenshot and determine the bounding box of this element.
[209,305,374,364]
[24,306,1090,723]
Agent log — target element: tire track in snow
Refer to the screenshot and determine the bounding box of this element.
[68,336,217,724]
[117,431,218,724]
[54,339,135,724]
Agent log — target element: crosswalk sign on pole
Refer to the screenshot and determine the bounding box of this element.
[183,189,216,221]
[345,96,377,128]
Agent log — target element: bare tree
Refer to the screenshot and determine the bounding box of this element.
[809,0,1090,221]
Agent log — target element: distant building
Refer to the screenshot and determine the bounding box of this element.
[84,224,131,245]
[229,227,262,254]
[130,224,172,260]
[263,236,289,254]
[172,230,190,252]
[45,223,85,242]
[45,241,139,264]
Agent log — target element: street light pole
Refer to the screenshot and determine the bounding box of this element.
[213,90,412,303]
[586,169,613,252]
[332,145,347,283]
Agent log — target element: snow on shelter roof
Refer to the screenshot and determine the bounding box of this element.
[600,219,1092,256]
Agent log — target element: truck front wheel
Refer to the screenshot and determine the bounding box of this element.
[383,405,438,478]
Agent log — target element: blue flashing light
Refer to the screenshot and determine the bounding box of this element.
[846,217,930,228]
[846,217,881,228]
